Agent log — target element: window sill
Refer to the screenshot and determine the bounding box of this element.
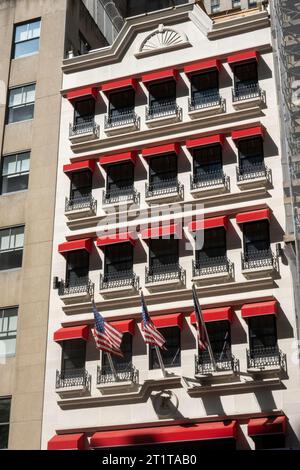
[64,205,96,220]
[0,268,22,274]
[6,118,34,126]
[188,100,225,119]
[12,51,39,61]
[1,189,28,197]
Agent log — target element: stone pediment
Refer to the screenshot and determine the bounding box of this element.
[135,24,191,58]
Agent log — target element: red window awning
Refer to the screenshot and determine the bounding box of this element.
[241,300,278,319]
[236,208,270,224]
[99,151,136,167]
[141,68,178,86]
[186,134,225,150]
[65,87,99,102]
[231,125,264,142]
[142,143,180,158]
[110,319,135,335]
[63,159,96,175]
[58,238,93,255]
[190,307,232,324]
[48,433,86,450]
[228,50,259,66]
[141,224,180,240]
[101,78,137,95]
[97,232,136,248]
[184,59,221,76]
[248,416,286,437]
[152,313,183,330]
[53,325,89,342]
[189,216,228,232]
[90,420,237,448]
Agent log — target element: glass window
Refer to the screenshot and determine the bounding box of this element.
[70,170,92,200]
[248,0,257,8]
[0,226,24,271]
[0,308,18,358]
[232,0,241,8]
[149,238,178,269]
[13,19,41,59]
[61,339,86,375]
[1,152,30,194]
[79,32,91,55]
[102,333,132,370]
[205,321,231,359]
[238,137,264,169]
[149,80,176,106]
[191,71,219,94]
[211,0,220,13]
[7,84,35,124]
[197,227,226,262]
[0,398,11,449]
[109,89,135,116]
[66,250,89,287]
[243,220,270,256]
[74,98,95,125]
[150,327,181,369]
[234,61,258,86]
[193,144,222,177]
[248,315,277,351]
[105,243,133,276]
[149,154,177,185]
[107,162,134,192]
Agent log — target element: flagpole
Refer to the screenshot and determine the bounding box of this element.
[106,353,119,382]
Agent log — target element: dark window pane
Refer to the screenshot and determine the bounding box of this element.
[62,339,86,372]
[234,61,258,83]
[244,220,270,254]
[0,398,11,424]
[0,424,9,449]
[107,162,134,191]
[74,99,95,124]
[149,80,176,102]
[66,250,89,285]
[0,249,23,270]
[149,154,177,183]
[191,71,219,92]
[238,137,264,168]
[150,327,180,369]
[8,103,34,123]
[2,174,29,194]
[193,145,222,175]
[105,243,133,274]
[254,434,285,450]
[102,333,132,369]
[150,238,178,267]
[205,321,231,357]
[14,38,39,58]
[109,90,135,111]
[70,170,92,199]
[197,227,226,260]
[249,315,277,350]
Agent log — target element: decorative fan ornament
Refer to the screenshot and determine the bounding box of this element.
[140,24,187,53]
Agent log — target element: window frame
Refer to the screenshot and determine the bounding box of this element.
[148,79,176,107]
[61,339,86,375]
[149,237,179,270]
[101,332,133,371]
[65,250,90,287]
[104,242,134,277]
[0,397,11,450]
[74,98,95,125]
[190,70,219,97]
[238,137,264,170]
[243,220,270,256]
[234,61,258,88]
[149,153,178,185]
[149,326,181,369]
[193,144,223,177]
[0,307,18,358]
[196,226,227,262]
[0,225,25,271]
[13,18,41,59]
[108,89,135,116]
[7,83,36,124]
[106,162,134,193]
[248,315,278,353]
[69,170,92,200]
[1,151,30,195]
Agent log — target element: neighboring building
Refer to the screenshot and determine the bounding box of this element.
[42,1,300,451]
[0,0,108,450]
[203,0,265,15]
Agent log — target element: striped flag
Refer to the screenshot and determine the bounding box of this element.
[192,284,209,351]
[92,302,123,357]
[140,290,166,349]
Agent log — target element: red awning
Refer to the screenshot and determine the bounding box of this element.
[63,160,95,175]
[90,420,237,448]
[102,78,137,95]
[190,307,232,324]
[248,416,286,437]
[152,313,183,330]
[189,216,228,232]
[97,232,136,248]
[65,87,98,102]
[48,433,86,450]
[236,208,270,224]
[241,300,278,319]
[53,325,89,342]
[184,59,221,76]
[58,239,93,255]
[186,134,225,150]
[142,143,180,158]
[141,224,180,239]
[228,50,259,66]
[99,151,136,167]
[110,319,135,335]
[141,68,178,85]
[231,125,264,141]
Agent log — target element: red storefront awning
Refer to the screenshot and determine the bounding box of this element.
[152,313,183,330]
[231,125,265,142]
[190,307,232,324]
[142,143,180,158]
[228,50,259,66]
[241,300,278,319]
[184,59,221,76]
[53,325,89,342]
[186,134,225,150]
[63,160,96,175]
[141,68,178,85]
[97,232,136,248]
[102,78,137,95]
[65,87,99,102]
[141,224,180,239]
[189,216,228,232]
[58,238,93,255]
[236,208,270,224]
[48,433,86,450]
[248,416,286,437]
[90,420,237,448]
[110,319,135,335]
[99,151,137,166]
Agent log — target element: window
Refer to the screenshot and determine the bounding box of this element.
[253,434,285,450]
[149,238,179,270]
[191,70,219,105]
[108,89,135,121]
[202,320,231,359]
[248,0,257,8]
[74,98,95,125]
[70,171,92,200]
[232,0,241,8]
[234,61,258,94]
[0,308,18,357]
[238,137,264,171]
[193,144,222,180]
[211,0,220,13]
[0,398,11,449]
[66,250,89,287]
[104,243,133,278]
[79,33,91,55]
[7,84,35,124]
[248,315,277,352]
[102,333,132,371]
[0,226,24,271]
[149,80,176,108]
[13,19,41,59]
[107,162,134,194]
[61,339,86,376]
[149,154,177,187]
[243,220,270,257]
[150,327,180,369]
[1,151,30,194]
[196,227,226,264]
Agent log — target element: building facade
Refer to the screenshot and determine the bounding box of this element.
[42,2,300,451]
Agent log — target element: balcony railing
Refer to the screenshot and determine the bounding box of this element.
[232,81,264,102]
[104,108,139,129]
[145,262,185,284]
[97,363,139,385]
[58,278,94,297]
[103,186,140,205]
[65,194,97,213]
[192,256,234,278]
[188,90,224,111]
[246,346,286,371]
[146,99,182,120]
[236,163,272,183]
[145,178,184,199]
[241,249,278,271]
[195,351,239,375]
[100,271,139,291]
[56,369,91,389]
[190,170,230,191]
[69,118,100,137]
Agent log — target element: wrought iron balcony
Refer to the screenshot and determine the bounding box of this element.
[145,262,185,284]
[104,108,139,129]
[103,186,140,205]
[69,118,100,137]
[190,170,230,191]
[56,369,91,389]
[100,271,139,291]
[188,90,224,111]
[58,278,94,297]
[145,178,184,199]
[195,351,239,375]
[236,163,272,183]
[65,194,97,213]
[232,81,264,102]
[146,99,181,120]
[192,256,234,278]
[246,346,286,371]
[241,249,278,271]
[97,363,139,385]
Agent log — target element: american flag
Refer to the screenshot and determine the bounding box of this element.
[192,284,209,351]
[92,302,123,357]
[140,290,166,349]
